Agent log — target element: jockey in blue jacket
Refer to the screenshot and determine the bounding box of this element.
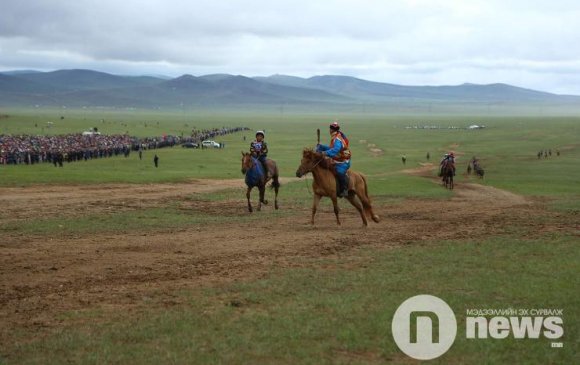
[317,121,351,197]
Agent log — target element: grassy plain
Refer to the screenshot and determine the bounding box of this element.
[1,108,578,364]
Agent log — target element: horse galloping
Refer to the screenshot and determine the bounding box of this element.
[441,161,454,189]
[295,148,379,226]
[241,152,280,212]
[473,160,485,179]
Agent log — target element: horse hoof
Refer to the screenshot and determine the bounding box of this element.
[275,203,279,210]
[372,215,380,223]
[262,200,268,205]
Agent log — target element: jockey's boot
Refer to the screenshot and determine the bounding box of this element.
[337,173,348,198]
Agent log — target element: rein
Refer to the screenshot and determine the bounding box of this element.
[310,157,325,171]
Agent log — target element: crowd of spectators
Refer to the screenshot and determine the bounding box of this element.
[186,126,249,144]
[0,126,249,166]
[0,134,133,166]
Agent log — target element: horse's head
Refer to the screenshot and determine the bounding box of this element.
[241,151,253,174]
[296,148,324,177]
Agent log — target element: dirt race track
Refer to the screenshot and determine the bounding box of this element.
[0,173,575,347]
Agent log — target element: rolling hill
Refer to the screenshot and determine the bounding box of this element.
[1,69,579,111]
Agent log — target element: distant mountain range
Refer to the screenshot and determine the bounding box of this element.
[1,69,579,110]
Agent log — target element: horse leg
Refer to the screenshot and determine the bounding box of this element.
[273,174,279,210]
[258,185,266,211]
[331,196,341,226]
[311,193,321,225]
[269,163,280,210]
[246,186,253,213]
[357,192,379,223]
[358,174,380,223]
[346,194,368,227]
[259,183,268,205]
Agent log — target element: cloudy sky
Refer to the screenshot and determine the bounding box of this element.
[1,0,580,94]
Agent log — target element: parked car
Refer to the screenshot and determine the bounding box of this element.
[201,140,221,148]
[182,142,199,148]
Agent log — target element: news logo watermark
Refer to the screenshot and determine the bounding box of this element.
[392,295,564,360]
[391,295,457,360]
[465,308,564,342]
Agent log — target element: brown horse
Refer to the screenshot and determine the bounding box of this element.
[295,148,379,226]
[241,152,280,212]
[441,162,454,189]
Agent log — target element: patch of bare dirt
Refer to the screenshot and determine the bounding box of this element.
[402,162,435,176]
[369,148,383,156]
[367,143,384,157]
[0,178,297,222]
[360,140,384,157]
[0,175,571,349]
[452,183,530,207]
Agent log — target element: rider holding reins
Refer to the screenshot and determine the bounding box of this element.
[317,121,351,198]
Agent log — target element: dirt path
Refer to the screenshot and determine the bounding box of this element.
[0,178,297,222]
[0,175,561,347]
[401,161,530,207]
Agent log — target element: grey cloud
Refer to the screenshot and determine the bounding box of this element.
[1,0,580,94]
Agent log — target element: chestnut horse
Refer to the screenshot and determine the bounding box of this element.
[295,148,379,226]
[241,152,280,212]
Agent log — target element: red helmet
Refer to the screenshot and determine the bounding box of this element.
[329,121,340,130]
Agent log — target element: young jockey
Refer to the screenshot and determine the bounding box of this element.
[317,121,352,198]
[440,152,456,176]
[250,130,269,176]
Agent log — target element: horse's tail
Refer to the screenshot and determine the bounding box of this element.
[270,174,280,189]
[361,173,371,202]
[270,163,280,190]
[359,173,380,223]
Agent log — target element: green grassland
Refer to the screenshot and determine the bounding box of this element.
[1,109,579,200]
[7,236,578,365]
[1,108,579,364]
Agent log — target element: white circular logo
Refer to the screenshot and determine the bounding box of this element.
[392,294,457,360]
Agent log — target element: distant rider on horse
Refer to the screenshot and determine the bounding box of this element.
[439,151,456,177]
[250,130,269,176]
[317,121,352,198]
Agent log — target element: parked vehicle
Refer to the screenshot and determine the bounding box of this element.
[182,142,199,148]
[201,140,221,148]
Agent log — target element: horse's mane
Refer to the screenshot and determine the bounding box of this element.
[302,148,335,171]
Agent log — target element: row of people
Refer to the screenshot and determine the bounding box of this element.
[1,126,248,165]
[0,134,134,165]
